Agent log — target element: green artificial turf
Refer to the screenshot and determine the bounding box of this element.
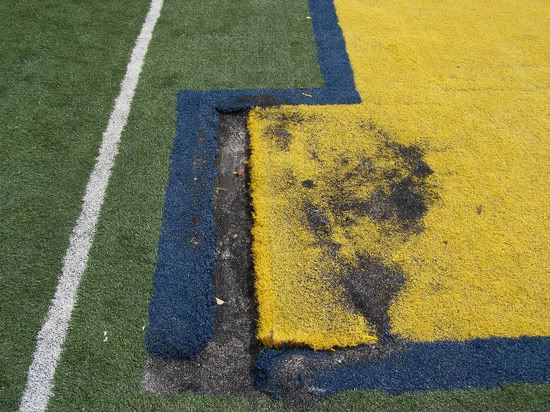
[0,1,151,409]
[3,0,548,410]
[48,0,322,410]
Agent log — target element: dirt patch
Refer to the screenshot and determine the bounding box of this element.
[265,123,293,150]
[143,112,263,398]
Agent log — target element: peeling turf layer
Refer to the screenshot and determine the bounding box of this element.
[145,0,359,359]
[250,108,437,348]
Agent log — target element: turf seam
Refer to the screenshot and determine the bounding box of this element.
[18,1,164,411]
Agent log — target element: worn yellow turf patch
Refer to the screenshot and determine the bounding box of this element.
[250,0,550,349]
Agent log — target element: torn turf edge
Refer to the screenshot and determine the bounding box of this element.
[145,0,360,359]
[144,0,550,396]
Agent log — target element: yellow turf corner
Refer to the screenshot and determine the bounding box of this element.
[250,0,550,350]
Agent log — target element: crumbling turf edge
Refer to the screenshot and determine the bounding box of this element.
[256,337,550,398]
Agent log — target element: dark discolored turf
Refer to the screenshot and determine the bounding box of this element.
[143,113,263,397]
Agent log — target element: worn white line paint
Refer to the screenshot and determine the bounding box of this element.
[19,1,164,410]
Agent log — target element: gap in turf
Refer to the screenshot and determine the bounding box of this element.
[143,111,263,397]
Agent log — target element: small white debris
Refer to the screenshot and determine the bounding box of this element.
[215,297,225,305]
[306,16,312,19]
[302,92,313,97]
[222,250,231,260]
[103,331,108,342]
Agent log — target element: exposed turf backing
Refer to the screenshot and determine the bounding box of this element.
[0,1,151,409]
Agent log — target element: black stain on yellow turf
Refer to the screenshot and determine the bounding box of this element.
[297,119,438,338]
[340,254,405,338]
[261,111,304,151]
[305,203,331,236]
[331,136,435,233]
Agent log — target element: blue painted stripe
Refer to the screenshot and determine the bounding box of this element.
[145,0,359,359]
[256,337,550,397]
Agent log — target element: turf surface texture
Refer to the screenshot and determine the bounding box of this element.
[1,0,549,410]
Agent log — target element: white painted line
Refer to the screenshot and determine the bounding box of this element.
[18,1,163,410]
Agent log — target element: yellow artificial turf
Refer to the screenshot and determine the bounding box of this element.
[250,0,550,350]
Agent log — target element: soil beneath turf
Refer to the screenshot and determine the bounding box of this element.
[143,112,263,397]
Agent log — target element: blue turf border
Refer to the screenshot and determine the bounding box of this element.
[145,0,360,359]
[145,0,550,396]
[256,337,550,397]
